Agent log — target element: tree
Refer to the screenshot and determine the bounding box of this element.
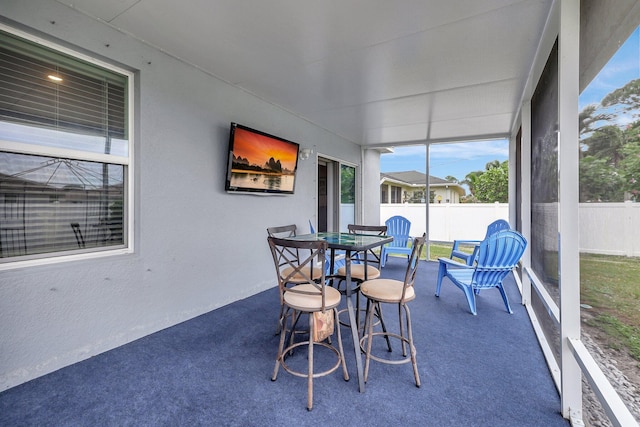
[579,104,599,136]
[460,194,477,203]
[462,170,482,195]
[579,156,624,202]
[601,78,640,117]
[577,78,640,202]
[485,160,501,170]
[582,125,625,167]
[461,160,507,202]
[473,161,508,202]
[619,136,640,200]
[340,166,355,203]
[581,79,640,137]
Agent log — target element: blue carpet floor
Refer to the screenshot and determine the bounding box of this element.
[0,257,569,426]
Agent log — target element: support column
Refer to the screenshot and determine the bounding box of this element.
[558,0,582,421]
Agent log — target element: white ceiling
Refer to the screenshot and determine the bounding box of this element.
[56,0,553,147]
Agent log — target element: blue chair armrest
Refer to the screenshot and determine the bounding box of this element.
[438,257,473,269]
[450,239,482,266]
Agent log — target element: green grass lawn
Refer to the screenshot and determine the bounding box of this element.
[580,253,640,363]
[425,242,474,261]
[423,243,640,365]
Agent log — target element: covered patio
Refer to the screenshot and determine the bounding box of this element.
[0,257,567,425]
[1,1,639,425]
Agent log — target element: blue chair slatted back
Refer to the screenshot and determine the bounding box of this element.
[471,230,527,289]
[483,219,510,239]
[450,218,511,266]
[380,215,412,267]
[385,215,411,247]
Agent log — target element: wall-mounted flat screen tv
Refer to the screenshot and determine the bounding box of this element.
[225,123,300,195]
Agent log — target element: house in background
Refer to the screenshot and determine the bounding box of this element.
[380,171,466,204]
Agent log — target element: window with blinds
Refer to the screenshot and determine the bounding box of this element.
[390,186,402,203]
[0,28,131,263]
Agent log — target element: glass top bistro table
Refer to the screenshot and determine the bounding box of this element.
[284,231,393,392]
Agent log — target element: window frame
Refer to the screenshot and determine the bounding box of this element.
[390,185,402,203]
[0,24,135,271]
[380,184,388,204]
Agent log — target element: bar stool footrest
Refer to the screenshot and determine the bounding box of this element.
[277,340,344,379]
[359,332,415,365]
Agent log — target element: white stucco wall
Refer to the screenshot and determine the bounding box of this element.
[0,1,361,390]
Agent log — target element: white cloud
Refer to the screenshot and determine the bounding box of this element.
[382,139,509,161]
[430,140,509,160]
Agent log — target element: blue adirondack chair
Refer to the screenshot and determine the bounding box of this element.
[380,215,412,267]
[449,219,511,266]
[436,229,527,315]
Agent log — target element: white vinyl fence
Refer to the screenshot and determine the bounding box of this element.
[380,201,640,257]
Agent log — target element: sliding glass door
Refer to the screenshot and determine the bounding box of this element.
[317,158,356,232]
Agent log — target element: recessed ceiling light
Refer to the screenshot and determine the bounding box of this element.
[47,74,63,82]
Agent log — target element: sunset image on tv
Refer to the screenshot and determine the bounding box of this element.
[227,125,299,193]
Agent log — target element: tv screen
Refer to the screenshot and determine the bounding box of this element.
[225,123,300,195]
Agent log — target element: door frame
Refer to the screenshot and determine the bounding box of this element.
[316,155,358,232]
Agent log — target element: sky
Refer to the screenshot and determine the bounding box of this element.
[578,27,639,112]
[381,27,640,183]
[380,140,508,183]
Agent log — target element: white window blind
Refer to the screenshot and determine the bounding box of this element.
[391,186,402,203]
[0,29,130,262]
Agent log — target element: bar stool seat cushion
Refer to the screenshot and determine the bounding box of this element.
[284,284,342,312]
[336,264,380,281]
[361,279,415,304]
